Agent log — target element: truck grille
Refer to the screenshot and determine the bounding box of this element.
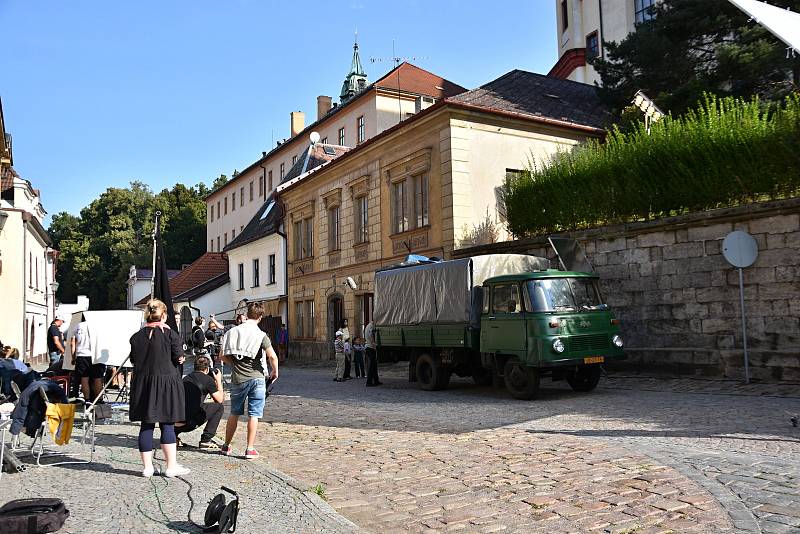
[568,334,608,353]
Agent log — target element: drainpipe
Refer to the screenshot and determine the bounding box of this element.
[276,198,289,326]
[21,213,28,359]
[598,0,605,59]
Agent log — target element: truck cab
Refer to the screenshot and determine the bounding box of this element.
[480,271,625,399]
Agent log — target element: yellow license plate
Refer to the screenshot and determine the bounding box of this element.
[583,356,604,364]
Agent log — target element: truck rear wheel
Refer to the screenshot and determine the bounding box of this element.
[416,353,449,391]
[567,365,602,392]
[504,359,540,400]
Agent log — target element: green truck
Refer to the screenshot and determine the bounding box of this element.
[373,254,625,399]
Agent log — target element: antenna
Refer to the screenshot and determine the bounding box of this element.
[369,40,430,124]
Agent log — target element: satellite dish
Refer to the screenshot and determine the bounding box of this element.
[722,231,758,268]
[310,131,321,145]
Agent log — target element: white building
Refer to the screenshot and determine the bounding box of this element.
[550,0,659,85]
[56,295,90,319]
[204,40,465,254]
[126,265,181,310]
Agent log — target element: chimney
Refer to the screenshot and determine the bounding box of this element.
[290,111,305,137]
[317,95,332,120]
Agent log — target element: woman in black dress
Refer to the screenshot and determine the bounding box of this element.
[129,299,188,477]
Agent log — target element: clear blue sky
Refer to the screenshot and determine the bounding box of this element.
[2,0,557,221]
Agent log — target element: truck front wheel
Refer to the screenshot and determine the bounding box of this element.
[416,353,449,391]
[566,365,602,392]
[504,359,540,400]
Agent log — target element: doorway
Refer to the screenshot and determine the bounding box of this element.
[328,293,344,352]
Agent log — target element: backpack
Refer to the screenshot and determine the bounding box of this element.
[192,326,206,349]
[0,498,70,534]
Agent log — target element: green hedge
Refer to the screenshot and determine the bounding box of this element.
[504,94,800,237]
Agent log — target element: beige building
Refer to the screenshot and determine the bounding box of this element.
[205,41,465,253]
[278,70,609,360]
[1,158,58,360]
[550,0,659,84]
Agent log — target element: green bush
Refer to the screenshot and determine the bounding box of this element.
[504,94,800,237]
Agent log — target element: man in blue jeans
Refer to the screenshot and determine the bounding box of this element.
[47,317,66,365]
[220,302,279,459]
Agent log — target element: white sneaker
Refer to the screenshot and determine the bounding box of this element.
[165,465,191,478]
[142,467,154,478]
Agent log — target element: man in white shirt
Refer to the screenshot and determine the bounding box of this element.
[70,316,106,402]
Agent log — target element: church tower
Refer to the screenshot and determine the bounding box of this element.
[340,34,368,103]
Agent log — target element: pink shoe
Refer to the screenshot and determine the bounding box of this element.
[244,448,260,460]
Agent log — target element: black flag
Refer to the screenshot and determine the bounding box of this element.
[153,220,178,330]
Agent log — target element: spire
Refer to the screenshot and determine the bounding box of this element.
[340,32,368,102]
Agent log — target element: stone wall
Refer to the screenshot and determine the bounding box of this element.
[455,198,800,382]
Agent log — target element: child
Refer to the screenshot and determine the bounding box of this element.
[352,337,366,378]
[333,331,345,382]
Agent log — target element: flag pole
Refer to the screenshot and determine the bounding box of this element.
[150,211,161,299]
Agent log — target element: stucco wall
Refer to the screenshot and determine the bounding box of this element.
[226,233,286,320]
[456,198,800,382]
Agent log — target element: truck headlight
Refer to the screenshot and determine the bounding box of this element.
[612,334,624,348]
[552,338,565,353]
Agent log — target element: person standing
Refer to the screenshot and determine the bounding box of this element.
[277,324,288,363]
[129,299,188,478]
[333,331,345,382]
[340,319,351,379]
[47,317,66,366]
[365,321,382,387]
[175,355,224,449]
[70,315,106,403]
[221,302,278,459]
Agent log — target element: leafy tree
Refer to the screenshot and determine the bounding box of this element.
[593,0,800,116]
[49,181,209,309]
[212,174,228,189]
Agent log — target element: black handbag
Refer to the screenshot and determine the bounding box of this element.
[0,498,70,533]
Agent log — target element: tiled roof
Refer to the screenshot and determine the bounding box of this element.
[374,62,467,99]
[447,69,612,131]
[134,267,182,280]
[227,143,349,251]
[135,252,228,305]
[1,167,14,194]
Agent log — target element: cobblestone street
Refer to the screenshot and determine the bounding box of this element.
[256,364,800,533]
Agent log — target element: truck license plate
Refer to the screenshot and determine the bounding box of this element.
[583,356,604,364]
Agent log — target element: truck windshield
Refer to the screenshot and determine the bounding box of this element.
[526,278,606,312]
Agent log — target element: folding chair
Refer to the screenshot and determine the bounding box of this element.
[27,386,99,467]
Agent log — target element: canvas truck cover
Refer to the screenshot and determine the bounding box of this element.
[373,254,549,328]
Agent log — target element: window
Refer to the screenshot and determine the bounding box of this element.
[355,293,373,337]
[338,127,345,145]
[492,284,522,314]
[249,181,254,201]
[232,192,236,211]
[269,254,276,284]
[482,287,490,313]
[210,205,214,222]
[237,263,244,290]
[526,278,605,312]
[295,301,304,338]
[305,300,315,339]
[224,197,228,215]
[210,239,214,251]
[224,232,228,247]
[561,0,568,31]
[217,201,221,218]
[280,163,285,180]
[634,0,655,24]
[232,228,236,239]
[354,195,368,243]
[252,258,260,287]
[293,217,313,260]
[328,206,340,251]
[321,137,328,144]
[357,116,365,143]
[268,170,273,191]
[217,236,220,250]
[586,31,599,60]
[392,173,429,234]
[259,175,264,197]
[240,186,244,206]
[292,155,297,165]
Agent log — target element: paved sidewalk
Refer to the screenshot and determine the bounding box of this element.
[2,420,361,533]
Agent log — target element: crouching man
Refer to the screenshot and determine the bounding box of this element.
[175,355,224,449]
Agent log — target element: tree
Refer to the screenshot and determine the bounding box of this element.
[49,181,209,309]
[593,0,800,117]
[212,174,228,189]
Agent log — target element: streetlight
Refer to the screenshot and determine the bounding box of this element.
[632,90,665,133]
[50,281,59,318]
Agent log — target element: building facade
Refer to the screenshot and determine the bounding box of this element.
[550,0,660,84]
[204,43,465,254]
[278,70,609,361]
